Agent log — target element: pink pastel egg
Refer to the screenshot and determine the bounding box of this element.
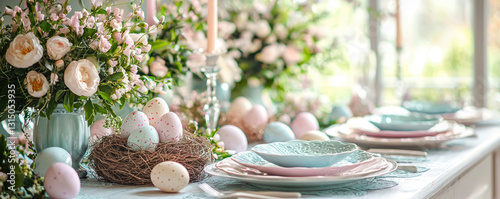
[227,97,253,121]
[127,125,159,152]
[151,161,189,193]
[142,97,170,126]
[91,119,114,138]
[44,163,80,199]
[290,112,319,138]
[121,111,149,139]
[217,125,248,153]
[242,104,268,128]
[154,112,183,142]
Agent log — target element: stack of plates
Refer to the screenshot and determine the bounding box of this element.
[324,115,474,147]
[204,140,397,191]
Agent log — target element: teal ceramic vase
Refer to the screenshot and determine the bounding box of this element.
[33,104,89,177]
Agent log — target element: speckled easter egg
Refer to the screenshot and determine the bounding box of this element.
[151,161,189,193]
[217,125,248,153]
[34,147,72,177]
[242,104,268,128]
[120,111,149,139]
[227,97,253,121]
[290,112,319,138]
[44,163,80,199]
[127,125,159,152]
[299,130,330,141]
[154,112,183,142]
[143,97,170,126]
[263,122,295,143]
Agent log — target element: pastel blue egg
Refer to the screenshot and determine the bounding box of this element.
[34,147,72,177]
[127,125,159,152]
[263,122,295,143]
[330,105,353,122]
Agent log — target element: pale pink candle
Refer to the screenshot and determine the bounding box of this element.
[207,0,218,53]
[146,0,158,25]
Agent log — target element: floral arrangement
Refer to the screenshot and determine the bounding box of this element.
[0,135,44,198]
[0,0,163,128]
[218,0,327,95]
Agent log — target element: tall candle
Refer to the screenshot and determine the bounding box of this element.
[146,0,158,25]
[207,0,218,53]
[396,0,402,49]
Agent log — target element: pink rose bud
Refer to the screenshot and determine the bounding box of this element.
[55,59,64,70]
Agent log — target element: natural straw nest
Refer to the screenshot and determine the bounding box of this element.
[88,132,213,185]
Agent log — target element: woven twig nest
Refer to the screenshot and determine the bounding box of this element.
[88,132,213,185]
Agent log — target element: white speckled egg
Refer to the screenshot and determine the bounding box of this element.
[242,104,268,128]
[121,111,149,139]
[290,112,319,138]
[34,147,72,177]
[227,97,253,121]
[263,122,295,143]
[299,130,330,141]
[143,97,170,126]
[127,125,159,152]
[154,112,183,142]
[44,163,80,199]
[217,125,248,153]
[151,161,189,193]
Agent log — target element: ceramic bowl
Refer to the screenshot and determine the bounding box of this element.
[251,140,358,167]
[366,114,442,131]
[402,101,462,114]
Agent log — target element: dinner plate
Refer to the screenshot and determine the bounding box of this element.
[231,150,383,177]
[366,114,442,131]
[204,159,398,191]
[352,121,452,138]
[402,101,462,114]
[324,123,474,148]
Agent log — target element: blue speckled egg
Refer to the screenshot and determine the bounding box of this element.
[127,125,159,152]
[263,122,295,143]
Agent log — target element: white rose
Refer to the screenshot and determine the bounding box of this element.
[5,32,43,68]
[25,71,49,98]
[64,59,100,96]
[46,36,72,60]
[128,33,148,45]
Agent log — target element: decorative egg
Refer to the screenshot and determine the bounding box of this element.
[263,122,295,143]
[44,163,80,199]
[127,125,159,152]
[227,97,252,121]
[329,106,353,122]
[217,125,248,153]
[120,111,149,139]
[150,161,189,193]
[299,130,330,141]
[90,119,114,142]
[290,112,319,138]
[154,112,183,142]
[143,97,170,126]
[34,147,72,177]
[242,104,268,128]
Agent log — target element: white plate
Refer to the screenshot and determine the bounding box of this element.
[324,123,474,148]
[217,158,388,179]
[204,159,398,191]
[231,151,382,177]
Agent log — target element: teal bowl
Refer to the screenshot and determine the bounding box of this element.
[251,140,358,167]
[366,114,442,131]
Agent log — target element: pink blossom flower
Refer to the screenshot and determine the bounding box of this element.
[134,54,143,62]
[90,40,99,50]
[141,44,151,53]
[123,46,132,57]
[50,73,59,85]
[96,22,105,33]
[106,7,111,15]
[50,13,59,21]
[110,19,122,30]
[66,5,72,13]
[256,43,283,64]
[283,45,302,66]
[113,32,123,43]
[57,27,70,35]
[86,16,96,28]
[149,58,168,77]
[108,60,117,67]
[113,8,123,21]
[36,11,44,21]
[4,7,13,15]
[55,60,64,70]
[91,0,103,8]
[98,36,111,53]
[130,65,138,74]
[13,6,21,16]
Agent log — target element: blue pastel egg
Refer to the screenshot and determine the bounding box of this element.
[34,147,72,177]
[127,125,159,152]
[330,106,353,122]
[263,122,295,143]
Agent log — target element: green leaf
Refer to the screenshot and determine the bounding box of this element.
[63,92,75,112]
[94,104,106,114]
[108,72,124,81]
[84,100,94,123]
[99,91,112,102]
[39,21,51,32]
[45,99,58,119]
[55,90,66,101]
[97,9,107,15]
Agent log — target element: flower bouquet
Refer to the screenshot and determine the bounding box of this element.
[0,0,163,128]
